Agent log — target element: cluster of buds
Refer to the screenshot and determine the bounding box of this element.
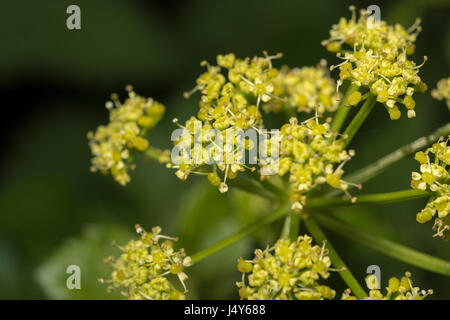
[323,6,427,120]
[261,117,357,212]
[102,225,192,300]
[264,61,340,114]
[342,272,433,300]
[170,53,283,192]
[236,235,336,300]
[88,86,166,185]
[411,137,450,239]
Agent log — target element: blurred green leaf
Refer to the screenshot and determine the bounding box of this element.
[35,224,132,300]
[175,181,277,299]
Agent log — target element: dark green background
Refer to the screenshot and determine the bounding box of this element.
[1,0,449,299]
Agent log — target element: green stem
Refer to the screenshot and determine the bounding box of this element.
[331,83,360,133]
[342,94,377,148]
[304,217,368,299]
[143,145,167,162]
[288,211,300,241]
[280,216,291,239]
[191,204,290,263]
[308,189,430,208]
[314,213,450,276]
[344,122,450,185]
[324,122,450,198]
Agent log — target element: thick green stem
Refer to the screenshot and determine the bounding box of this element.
[342,94,377,148]
[314,213,450,276]
[331,83,360,133]
[304,217,368,299]
[191,204,290,263]
[308,189,430,208]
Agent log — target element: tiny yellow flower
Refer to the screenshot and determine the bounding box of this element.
[431,77,450,101]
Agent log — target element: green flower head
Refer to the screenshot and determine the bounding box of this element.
[264,61,340,115]
[323,6,427,120]
[411,137,450,239]
[88,86,165,185]
[261,116,357,212]
[103,225,192,300]
[236,235,336,300]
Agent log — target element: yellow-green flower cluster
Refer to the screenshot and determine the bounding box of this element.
[169,116,255,193]
[342,272,432,300]
[88,86,165,185]
[170,53,282,192]
[186,52,281,128]
[104,225,192,300]
[264,62,340,114]
[236,235,336,300]
[323,6,427,120]
[432,77,450,101]
[411,137,450,239]
[261,117,356,212]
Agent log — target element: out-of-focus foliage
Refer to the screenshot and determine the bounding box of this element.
[35,224,132,300]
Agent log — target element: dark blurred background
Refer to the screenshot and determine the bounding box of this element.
[0,0,449,299]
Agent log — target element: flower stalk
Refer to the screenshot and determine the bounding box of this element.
[330,83,360,133]
[304,217,368,299]
[314,213,450,276]
[288,211,300,241]
[344,122,450,185]
[308,189,430,208]
[191,204,290,263]
[342,94,377,148]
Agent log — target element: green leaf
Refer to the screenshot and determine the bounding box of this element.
[35,224,132,300]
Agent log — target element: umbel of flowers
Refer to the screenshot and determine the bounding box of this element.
[88,86,166,185]
[168,53,284,193]
[236,235,336,300]
[342,272,433,300]
[102,225,192,300]
[88,5,448,301]
[411,137,450,239]
[323,6,427,120]
[260,116,357,212]
[263,61,340,114]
